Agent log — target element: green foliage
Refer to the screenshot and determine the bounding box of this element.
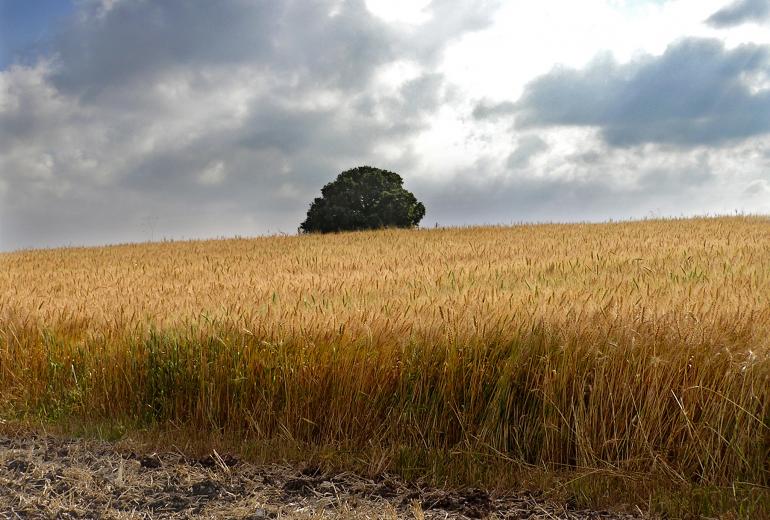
[300,166,425,233]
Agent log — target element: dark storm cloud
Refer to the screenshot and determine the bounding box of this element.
[706,0,770,28]
[1,0,497,250]
[512,38,770,148]
[0,68,448,248]
[120,72,447,200]
[49,0,500,100]
[50,0,393,97]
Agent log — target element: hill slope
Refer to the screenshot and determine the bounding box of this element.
[1,217,769,516]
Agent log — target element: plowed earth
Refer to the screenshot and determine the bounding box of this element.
[0,434,643,519]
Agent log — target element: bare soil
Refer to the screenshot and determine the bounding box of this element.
[0,433,643,519]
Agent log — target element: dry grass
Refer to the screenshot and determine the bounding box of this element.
[1,217,769,517]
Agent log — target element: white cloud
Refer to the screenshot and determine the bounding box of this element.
[439,0,733,103]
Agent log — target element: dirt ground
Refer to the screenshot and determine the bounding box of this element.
[0,433,643,519]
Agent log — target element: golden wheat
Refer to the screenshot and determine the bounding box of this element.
[1,217,769,514]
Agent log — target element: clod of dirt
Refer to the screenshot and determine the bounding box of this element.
[421,488,493,518]
[148,495,190,513]
[139,454,162,469]
[462,488,493,517]
[283,477,317,496]
[191,479,220,498]
[7,460,32,473]
[248,507,277,519]
[371,479,399,498]
[300,465,322,477]
[197,452,240,469]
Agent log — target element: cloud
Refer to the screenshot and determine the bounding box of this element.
[513,38,770,148]
[418,169,708,227]
[414,136,751,227]
[0,0,498,250]
[706,0,770,28]
[3,1,770,251]
[743,178,770,196]
[50,1,395,98]
[472,100,516,120]
[506,135,548,169]
[48,0,500,101]
[405,0,501,64]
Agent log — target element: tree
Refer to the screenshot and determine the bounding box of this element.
[300,166,425,233]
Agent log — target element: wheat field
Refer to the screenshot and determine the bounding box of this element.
[1,217,769,514]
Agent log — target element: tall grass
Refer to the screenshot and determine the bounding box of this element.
[1,217,769,513]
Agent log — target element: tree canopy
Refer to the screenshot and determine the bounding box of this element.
[300,166,425,233]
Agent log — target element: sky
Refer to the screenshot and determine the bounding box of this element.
[1,0,769,251]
